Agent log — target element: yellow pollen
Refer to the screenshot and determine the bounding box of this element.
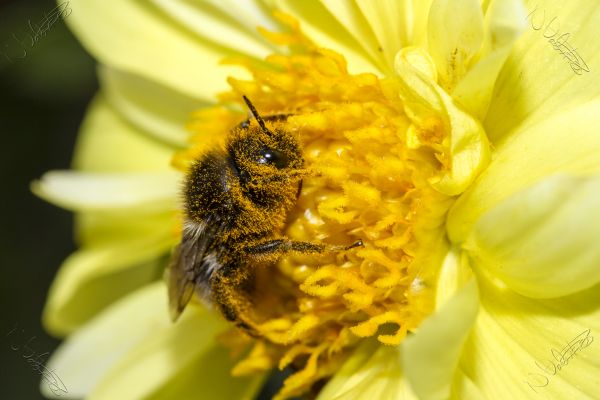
[173,17,458,400]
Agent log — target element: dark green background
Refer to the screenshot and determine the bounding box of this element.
[0,0,97,398]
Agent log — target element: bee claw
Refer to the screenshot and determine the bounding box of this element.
[328,239,364,252]
[345,239,363,250]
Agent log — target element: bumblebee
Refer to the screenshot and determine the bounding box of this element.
[167,96,361,331]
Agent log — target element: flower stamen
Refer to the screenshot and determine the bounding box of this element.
[175,18,486,399]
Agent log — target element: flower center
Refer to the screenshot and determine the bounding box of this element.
[172,18,483,400]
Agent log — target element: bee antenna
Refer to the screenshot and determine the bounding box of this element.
[242,95,272,135]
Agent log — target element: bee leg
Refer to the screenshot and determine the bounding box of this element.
[211,240,363,336]
[210,263,261,336]
[244,238,363,260]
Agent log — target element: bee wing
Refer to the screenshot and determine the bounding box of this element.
[166,221,216,321]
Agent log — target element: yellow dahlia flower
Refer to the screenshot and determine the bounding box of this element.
[35,0,600,399]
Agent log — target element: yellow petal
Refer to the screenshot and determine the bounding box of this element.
[455,277,600,399]
[427,0,484,92]
[99,66,201,148]
[403,276,479,400]
[395,53,491,195]
[317,340,418,400]
[449,373,487,400]
[410,0,435,47]
[151,0,276,58]
[273,0,382,74]
[42,283,264,400]
[201,0,279,33]
[88,294,261,399]
[354,0,411,68]
[448,100,600,242]
[63,1,247,100]
[72,95,174,173]
[452,0,527,119]
[41,283,168,398]
[435,246,475,307]
[464,174,600,298]
[32,171,180,212]
[319,0,387,68]
[485,0,600,143]
[145,345,265,400]
[43,190,176,336]
[42,226,174,336]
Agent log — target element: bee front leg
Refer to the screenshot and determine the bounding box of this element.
[243,238,363,262]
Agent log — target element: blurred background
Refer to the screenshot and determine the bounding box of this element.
[0,0,97,398]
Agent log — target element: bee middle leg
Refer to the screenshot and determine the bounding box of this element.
[211,239,362,335]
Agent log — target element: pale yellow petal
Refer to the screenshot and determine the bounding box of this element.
[403,278,478,400]
[72,95,174,173]
[145,345,265,400]
[317,340,418,400]
[41,283,168,398]
[273,0,382,74]
[464,174,600,298]
[354,0,411,67]
[99,66,201,148]
[150,0,276,59]
[452,0,527,119]
[89,297,261,399]
[42,227,174,336]
[410,0,435,47]
[43,191,176,336]
[448,100,600,242]
[485,0,600,143]
[203,0,279,33]
[396,52,490,195]
[64,1,247,100]
[32,171,180,212]
[319,0,387,68]
[434,246,474,307]
[427,0,484,92]
[455,277,600,398]
[450,372,488,400]
[42,282,263,400]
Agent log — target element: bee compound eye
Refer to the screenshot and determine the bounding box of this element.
[257,148,289,169]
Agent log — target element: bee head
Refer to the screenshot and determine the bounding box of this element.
[227,97,306,205]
